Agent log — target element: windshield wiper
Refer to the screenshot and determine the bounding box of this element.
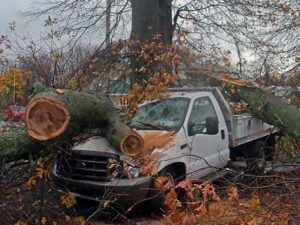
[136,121,168,130]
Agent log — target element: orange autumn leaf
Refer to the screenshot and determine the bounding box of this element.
[155,176,172,192]
[228,186,239,202]
[199,182,220,201]
[176,179,194,199]
[164,189,178,208]
[195,203,208,216]
[229,218,245,225]
[278,213,289,225]
[60,194,76,208]
[141,164,158,176]
[181,213,198,225]
[249,195,260,209]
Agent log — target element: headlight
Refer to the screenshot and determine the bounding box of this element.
[126,166,140,179]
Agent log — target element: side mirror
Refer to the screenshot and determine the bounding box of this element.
[206,116,219,135]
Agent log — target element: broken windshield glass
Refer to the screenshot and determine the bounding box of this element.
[130,97,190,131]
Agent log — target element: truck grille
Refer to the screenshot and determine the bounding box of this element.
[56,152,118,181]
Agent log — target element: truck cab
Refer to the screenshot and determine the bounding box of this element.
[53,88,275,206]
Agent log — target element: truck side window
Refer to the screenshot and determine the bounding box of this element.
[188,97,218,136]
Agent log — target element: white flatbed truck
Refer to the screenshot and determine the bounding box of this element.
[53,87,278,206]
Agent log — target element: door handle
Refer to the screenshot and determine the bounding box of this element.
[180,143,188,150]
[221,129,225,139]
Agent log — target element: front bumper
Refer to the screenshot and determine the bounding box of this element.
[53,165,152,206]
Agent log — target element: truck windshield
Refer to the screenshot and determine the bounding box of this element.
[130,97,190,131]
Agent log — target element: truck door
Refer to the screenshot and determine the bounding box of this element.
[187,96,226,179]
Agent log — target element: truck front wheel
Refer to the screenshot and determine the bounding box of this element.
[245,140,266,174]
[149,167,177,211]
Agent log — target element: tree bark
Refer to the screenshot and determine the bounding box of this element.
[129,0,173,85]
[0,130,41,162]
[130,0,172,45]
[236,87,300,140]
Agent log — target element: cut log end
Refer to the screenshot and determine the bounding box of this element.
[25,97,70,141]
[121,132,144,156]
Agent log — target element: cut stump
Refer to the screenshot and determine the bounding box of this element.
[25,97,70,141]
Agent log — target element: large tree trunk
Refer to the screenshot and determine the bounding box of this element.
[1,85,145,163]
[187,69,300,140]
[0,130,41,162]
[236,87,300,140]
[25,84,144,154]
[129,0,173,85]
[130,0,172,45]
[26,88,109,141]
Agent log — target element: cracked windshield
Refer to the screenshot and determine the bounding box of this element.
[130,97,190,131]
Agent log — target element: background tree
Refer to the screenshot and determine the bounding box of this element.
[0,21,96,89]
[24,0,300,90]
[27,1,296,53]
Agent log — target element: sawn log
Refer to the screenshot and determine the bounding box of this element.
[25,84,143,155]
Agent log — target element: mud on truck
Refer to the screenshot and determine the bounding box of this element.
[53,88,278,208]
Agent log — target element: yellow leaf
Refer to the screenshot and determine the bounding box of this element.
[243,214,255,224]
[41,217,47,225]
[14,220,28,225]
[60,194,76,208]
[103,200,110,208]
[249,195,260,209]
[64,214,71,222]
[55,89,64,94]
[137,66,147,73]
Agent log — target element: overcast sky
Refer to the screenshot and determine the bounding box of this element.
[0,0,245,63]
[0,0,43,37]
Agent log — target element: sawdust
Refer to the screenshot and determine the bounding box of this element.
[140,131,175,153]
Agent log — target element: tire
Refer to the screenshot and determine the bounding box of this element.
[73,198,99,217]
[74,198,120,219]
[265,135,276,161]
[149,167,177,210]
[245,140,266,174]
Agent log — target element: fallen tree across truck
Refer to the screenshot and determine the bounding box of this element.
[1,73,300,164]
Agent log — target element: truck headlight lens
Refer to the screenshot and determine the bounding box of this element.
[126,166,140,179]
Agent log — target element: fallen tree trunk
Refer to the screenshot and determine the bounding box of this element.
[188,69,300,140]
[2,73,299,163]
[236,87,300,140]
[0,130,41,162]
[25,84,144,154]
[0,84,145,163]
